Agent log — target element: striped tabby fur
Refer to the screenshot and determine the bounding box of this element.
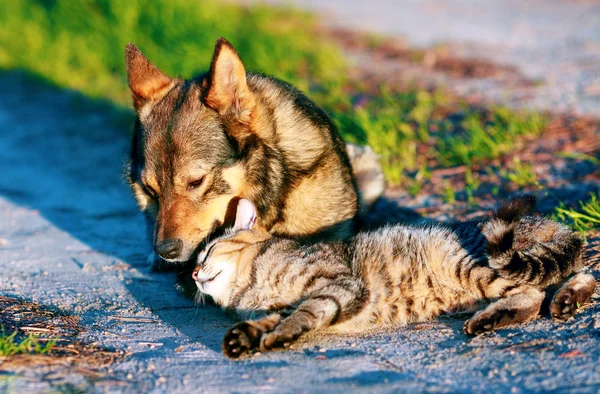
[192,197,595,358]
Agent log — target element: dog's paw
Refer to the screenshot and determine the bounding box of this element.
[222,322,261,359]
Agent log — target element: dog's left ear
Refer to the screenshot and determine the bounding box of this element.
[205,38,255,124]
[233,199,257,231]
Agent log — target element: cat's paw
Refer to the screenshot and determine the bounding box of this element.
[550,288,577,321]
[222,322,260,359]
[464,310,500,336]
[550,273,596,322]
[260,325,303,351]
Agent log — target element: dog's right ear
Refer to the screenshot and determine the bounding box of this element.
[125,43,175,113]
[233,199,257,231]
[205,38,255,124]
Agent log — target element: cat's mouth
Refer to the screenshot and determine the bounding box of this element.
[196,270,222,286]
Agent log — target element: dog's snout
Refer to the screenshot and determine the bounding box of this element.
[155,238,183,260]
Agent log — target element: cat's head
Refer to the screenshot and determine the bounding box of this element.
[192,198,271,306]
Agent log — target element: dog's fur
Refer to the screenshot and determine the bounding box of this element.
[125,38,384,265]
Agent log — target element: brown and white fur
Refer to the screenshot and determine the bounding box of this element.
[124,38,384,267]
[192,197,595,358]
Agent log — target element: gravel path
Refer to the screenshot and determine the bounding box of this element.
[255,0,600,116]
[1,72,599,392]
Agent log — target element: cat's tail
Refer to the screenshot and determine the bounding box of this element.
[483,195,584,288]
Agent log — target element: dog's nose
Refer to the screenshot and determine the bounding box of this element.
[155,238,183,260]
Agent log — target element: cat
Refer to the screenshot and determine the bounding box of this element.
[192,196,596,358]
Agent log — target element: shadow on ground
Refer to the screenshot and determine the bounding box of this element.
[0,69,234,354]
[0,70,425,357]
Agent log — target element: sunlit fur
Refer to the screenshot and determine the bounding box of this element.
[124,38,384,265]
[193,197,595,358]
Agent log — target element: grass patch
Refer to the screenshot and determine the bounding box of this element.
[331,88,546,186]
[501,157,540,189]
[0,0,548,187]
[554,193,600,240]
[0,0,345,104]
[0,329,56,356]
[439,107,546,167]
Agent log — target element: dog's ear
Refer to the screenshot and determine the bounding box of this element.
[125,43,175,113]
[233,199,257,231]
[205,38,255,124]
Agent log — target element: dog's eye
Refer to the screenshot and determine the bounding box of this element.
[188,177,205,190]
[143,183,158,199]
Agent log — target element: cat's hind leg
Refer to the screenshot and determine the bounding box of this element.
[550,272,596,321]
[464,286,544,335]
[223,314,281,359]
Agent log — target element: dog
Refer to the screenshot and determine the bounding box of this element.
[124,38,384,267]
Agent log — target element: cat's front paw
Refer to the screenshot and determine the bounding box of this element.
[260,325,304,351]
[464,311,500,336]
[222,322,261,359]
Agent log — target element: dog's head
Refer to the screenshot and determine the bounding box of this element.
[125,38,257,263]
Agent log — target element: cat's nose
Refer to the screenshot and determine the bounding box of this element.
[192,266,200,281]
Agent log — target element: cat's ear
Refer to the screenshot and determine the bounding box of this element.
[233,198,257,231]
[125,43,175,113]
[205,38,255,123]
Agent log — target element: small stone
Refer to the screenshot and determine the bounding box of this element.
[175,346,184,353]
[559,349,583,358]
[267,378,275,383]
[319,348,327,353]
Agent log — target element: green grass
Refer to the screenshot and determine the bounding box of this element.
[558,152,600,165]
[438,107,546,167]
[0,329,56,356]
[554,193,600,240]
[501,157,540,189]
[0,0,345,104]
[0,0,549,187]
